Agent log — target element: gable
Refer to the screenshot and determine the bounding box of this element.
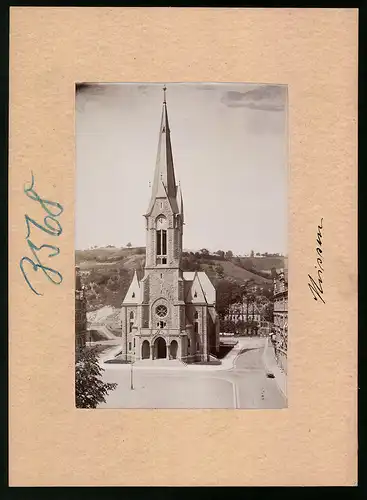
[122,272,140,304]
[185,273,207,304]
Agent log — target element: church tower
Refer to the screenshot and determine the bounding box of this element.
[144,85,184,270]
[137,86,186,360]
[121,86,219,363]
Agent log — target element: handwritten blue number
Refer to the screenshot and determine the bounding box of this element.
[20,172,64,295]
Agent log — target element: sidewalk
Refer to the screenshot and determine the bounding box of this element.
[218,336,266,370]
[100,337,267,373]
[262,338,287,398]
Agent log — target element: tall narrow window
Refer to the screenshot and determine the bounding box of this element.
[162,230,167,256]
[129,311,134,333]
[156,229,167,264]
[156,215,168,265]
[156,230,161,255]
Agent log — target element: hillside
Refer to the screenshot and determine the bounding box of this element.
[76,246,283,312]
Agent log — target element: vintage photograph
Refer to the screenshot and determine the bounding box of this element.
[75,82,288,409]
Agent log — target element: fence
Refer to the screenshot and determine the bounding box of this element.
[274,345,287,374]
[180,353,222,366]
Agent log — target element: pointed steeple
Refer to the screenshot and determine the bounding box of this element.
[146,85,179,215]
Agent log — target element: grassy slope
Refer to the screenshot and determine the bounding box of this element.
[76,247,281,311]
[239,256,285,272]
[200,260,271,283]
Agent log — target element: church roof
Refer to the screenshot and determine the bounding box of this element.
[183,271,216,305]
[146,87,179,215]
[122,270,140,304]
[196,272,216,304]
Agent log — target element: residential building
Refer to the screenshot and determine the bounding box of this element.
[226,300,270,335]
[273,265,288,372]
[75,266,87,349]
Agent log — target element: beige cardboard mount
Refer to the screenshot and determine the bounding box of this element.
[9,7,357,486]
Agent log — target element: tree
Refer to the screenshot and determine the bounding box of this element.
[225,250,233,259]
[126,242,132,248]
[220,318,236,334]
[182,255,201,272]
[75,346,117,408]
[236,320,246,336]
[250,250,255,258]
[262,285,274,300]
[271,267,278,278]
[216,279,241,319]
[241,258,255,271]
[200,248,210,256]
[263,302,274,322]
[107,277,120,291]
[256,252,261,256]
[215,250,225,259]
[214,263,224,279]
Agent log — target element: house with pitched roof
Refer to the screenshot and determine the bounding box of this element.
[120,87,219,362]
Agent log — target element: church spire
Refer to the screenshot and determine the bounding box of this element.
[146,85,178,215]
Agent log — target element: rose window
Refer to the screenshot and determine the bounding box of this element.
[156,305,168,318]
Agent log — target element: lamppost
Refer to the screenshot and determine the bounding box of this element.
[130,360,134,390]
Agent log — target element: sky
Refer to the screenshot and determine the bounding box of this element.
[75,82,288,255]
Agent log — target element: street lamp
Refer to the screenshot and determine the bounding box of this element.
[129,353,135,390]
[130,360,134,390]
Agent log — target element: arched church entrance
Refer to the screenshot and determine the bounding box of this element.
[154,337,166,359]
[170,340,178,359]
[142,340,150,360]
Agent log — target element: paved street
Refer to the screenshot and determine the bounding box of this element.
[98,338,286,409]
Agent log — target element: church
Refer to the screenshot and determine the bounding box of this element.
[120,87,220,363]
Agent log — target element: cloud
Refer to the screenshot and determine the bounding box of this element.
[221,85,287,111]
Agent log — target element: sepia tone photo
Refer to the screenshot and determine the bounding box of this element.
[75,82,288,409]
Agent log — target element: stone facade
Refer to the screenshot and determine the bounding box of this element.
[121,90,219,363]
[75,266,87,349]
[272,267,288,373]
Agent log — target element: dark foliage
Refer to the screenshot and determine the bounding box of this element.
[75,346,117,408]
